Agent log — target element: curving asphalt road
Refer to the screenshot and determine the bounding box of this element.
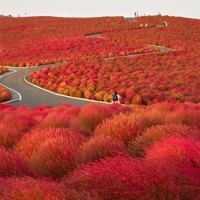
[0,65,97,108]
[0,28,174,108]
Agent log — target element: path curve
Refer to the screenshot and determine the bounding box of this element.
[0,66,99,108]
[0,31,174,108]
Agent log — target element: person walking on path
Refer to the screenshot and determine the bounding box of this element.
[164,21,168,26]
[112,91,121,104]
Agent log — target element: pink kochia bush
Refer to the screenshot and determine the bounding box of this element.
[0,147,34,177]
[15,128,85,178]
[146,136,200,199]
[0,177,66,200]
[63,156,176,200]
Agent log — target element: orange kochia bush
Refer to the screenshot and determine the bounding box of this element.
[0,66,11,102]
[0,66,8,74]
[0,85,11,102]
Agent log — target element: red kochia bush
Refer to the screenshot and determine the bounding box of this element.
[78,135,130,164]
[165,107,200,128]
[0,177,66,200]
[0,147,34,177]
[133,108,166,130]
[0,85,11,102]
[63,156,176,200]
[36,111,72,129]
[94,113,139,144]
[94,108,165,145]
[146,136,200,198]
[147,136,200,169]
[108,103,132,114]
[129,124,200,157]
[74,104,113,133]
[0,113,35,149]
[15,128,85,178]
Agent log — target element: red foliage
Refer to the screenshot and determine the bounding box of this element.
[36,111,73,129]
[165,107,200,128]
[94,108,165,145]
[73,104,113,133]
[0,177,66,200]
[78,135,130,164]
[0,147,34,177]
[15,128,85,178]
[146,136,200,198]
[0,112,35,149]
[129,124,200,157]
[147,136,200,168]
[0,85,11,102]
[0,66,8,74]
[94,113,140,144]
[0,103,199,198]
[23,16,200,105]
[0,16,139,66]
[0,66,11,102]
[62,156,176,200]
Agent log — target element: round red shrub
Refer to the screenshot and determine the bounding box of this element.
[0,113,35,149]
[134,109,166,131]
[15,128,85,178]
[78,135,130,164]
[107,103,132,114]
[36,111,72,129]
[75,104,113,133]
[165,107,200,129]
[94,113,140,144]
[62,156,176,200]
[129,124,200,157]
[0,147,34,177]
[147,136,200,168]
[146,136,200,199]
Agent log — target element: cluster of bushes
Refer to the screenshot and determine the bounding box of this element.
[0,102,200,199]
[30,50,200,104]
[0,66,11,102]
[0,16,134,66]
[27,16,200,105]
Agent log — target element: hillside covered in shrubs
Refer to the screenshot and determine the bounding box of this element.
[0,102,200,199]
[27,15,200,105]
[0,16,199,104]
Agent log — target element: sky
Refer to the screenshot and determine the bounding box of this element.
[0,0,199,19]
